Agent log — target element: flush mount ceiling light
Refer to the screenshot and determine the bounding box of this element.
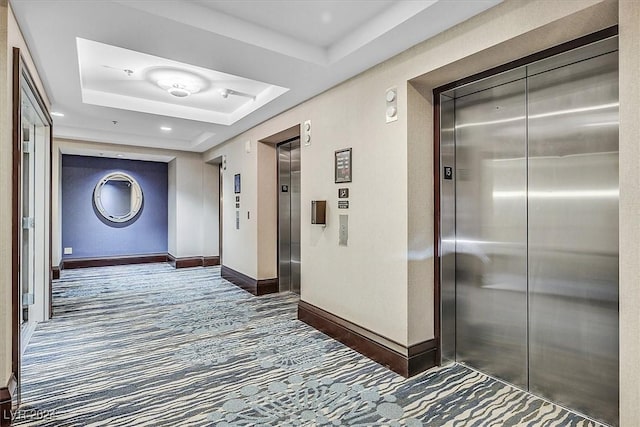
[157,79,201,98]
[51,111,65,117]
[160,126,172,131]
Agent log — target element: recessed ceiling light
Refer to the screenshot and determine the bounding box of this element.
[51,111,65,117]
[160,126,172,131]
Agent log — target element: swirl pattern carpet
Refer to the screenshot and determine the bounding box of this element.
[14,264,602,426]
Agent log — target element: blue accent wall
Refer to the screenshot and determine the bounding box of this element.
[62,155,168,259]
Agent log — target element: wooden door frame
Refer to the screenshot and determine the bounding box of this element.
[12,47,53,405]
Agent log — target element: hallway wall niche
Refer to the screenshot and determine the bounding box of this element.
[61,154,168,260]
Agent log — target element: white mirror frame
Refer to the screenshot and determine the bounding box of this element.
[93,171,143,223]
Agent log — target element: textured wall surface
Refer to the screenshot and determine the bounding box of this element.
[62,155,168,258]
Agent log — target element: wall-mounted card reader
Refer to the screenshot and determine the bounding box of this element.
[311,200,326,225]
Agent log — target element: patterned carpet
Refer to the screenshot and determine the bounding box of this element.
[13,264,603,426]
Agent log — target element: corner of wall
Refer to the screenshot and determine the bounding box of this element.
[406,81,435,345]
[201,161,220,257]
[618,0,640,424]
[257,141,277,280]
[167,158,177,256]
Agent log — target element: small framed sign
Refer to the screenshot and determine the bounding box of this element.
[335,148,352,183]
[234,174,241,194]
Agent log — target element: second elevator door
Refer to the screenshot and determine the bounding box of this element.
[278,138,301,294]
[452,39,619,425]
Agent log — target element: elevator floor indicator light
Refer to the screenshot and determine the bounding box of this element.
[444,166,453,180]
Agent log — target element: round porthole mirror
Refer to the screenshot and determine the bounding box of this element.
[93,172,143,223]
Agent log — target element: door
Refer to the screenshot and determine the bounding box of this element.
[453,76,528,389]
[527,49,619,423]
[278,138,301,294]
[439,35,619,426]
[14,50,53,405]
[21,102,37,325]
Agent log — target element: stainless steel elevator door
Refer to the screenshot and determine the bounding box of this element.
[454,78,528,388]
[278,139,301,294]
[440,36,620,426]
[527,51,619,424]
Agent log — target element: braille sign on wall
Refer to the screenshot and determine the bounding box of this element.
[444,166,453,180]
[338,188,349,198]
[235,211,240,230]
[338,201,349,209]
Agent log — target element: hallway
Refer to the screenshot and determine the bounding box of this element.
[14,265,601,426]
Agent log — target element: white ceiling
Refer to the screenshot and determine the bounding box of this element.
[11,0,502,153]
[77,37,288,134]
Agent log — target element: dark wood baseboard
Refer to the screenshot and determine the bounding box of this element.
[52,263,60,280]
[0,374,17,426]
[62,254,168,269]
[203,256,220,267]
[167,254,203,269]
[62,254,222,270]
[298,301,437,378]
[221,265,278,296]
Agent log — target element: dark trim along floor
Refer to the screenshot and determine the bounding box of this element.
[0,374,17,426]
[168,255,221,269]
[60,254,222,270]
[51,263,60,280]
[221,265,278,296]
[63,254,169,269]
[298,301,437,378]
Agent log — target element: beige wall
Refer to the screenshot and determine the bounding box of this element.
[202,162,220,257]
[0,0,11,389]
[257,141,277,279]
[618,0,640,423]
[1,1,51,387]
[170,155,205,258]
[167,159,176,256]
[219,137,259,277]
[204,0,622,349]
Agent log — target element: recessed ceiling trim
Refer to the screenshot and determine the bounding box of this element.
[81,89,235,126]
[328,1,438,64]
[190,131,216,150]
[58,143,176,163]
[113,0,328,65]
[76,38,289,126]
[55,125,191,150]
